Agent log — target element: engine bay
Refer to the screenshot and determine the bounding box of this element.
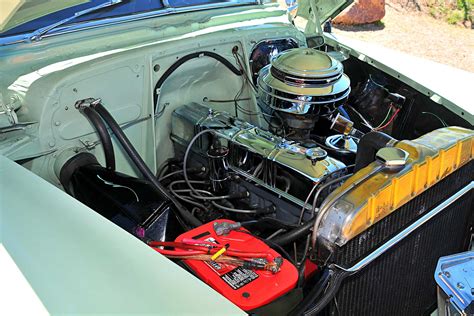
[2,18,473,314]
[51,43,473,314]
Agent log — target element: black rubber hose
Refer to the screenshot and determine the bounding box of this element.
[272,219,315,246]
[354,131,397,172]
[81,106,116,171]
[92,102,202,228]
[303,269,349,316]
[289,269,332,316]
[242,217,299,230]
[153,51,242,107]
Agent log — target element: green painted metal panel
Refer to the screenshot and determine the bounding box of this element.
[0,155,245,315]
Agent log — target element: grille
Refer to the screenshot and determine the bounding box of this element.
[327,161,473,316]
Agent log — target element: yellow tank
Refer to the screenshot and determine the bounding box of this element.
[314,126,474,247]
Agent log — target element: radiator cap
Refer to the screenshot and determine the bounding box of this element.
[376,147,409,168]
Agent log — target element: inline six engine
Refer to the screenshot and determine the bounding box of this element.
[58,47,474,315]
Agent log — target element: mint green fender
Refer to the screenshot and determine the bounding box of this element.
[0,155,244,315]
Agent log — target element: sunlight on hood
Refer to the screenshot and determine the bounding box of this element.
[0,0,89,33]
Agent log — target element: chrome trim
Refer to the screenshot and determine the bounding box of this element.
[258,83,351,105]
[335,181,473,273]
[0,1,259,46]
[311,163,384,247]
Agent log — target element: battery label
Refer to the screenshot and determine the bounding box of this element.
[221,267,259,290]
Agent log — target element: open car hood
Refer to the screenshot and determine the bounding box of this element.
[306,0,354,23]
[0,0,352,38]
[0,0,89,33]
[295,0,353,39]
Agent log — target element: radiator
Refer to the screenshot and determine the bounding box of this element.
[327,161,473,315]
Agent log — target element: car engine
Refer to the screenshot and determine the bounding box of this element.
[167,48,359,226]
[54,46,473,315]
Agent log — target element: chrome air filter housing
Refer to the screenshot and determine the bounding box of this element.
[257,48,351,137]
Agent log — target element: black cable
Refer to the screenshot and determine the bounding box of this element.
[153,51,242,108]
[237,229,296,267]
[290,269,332,316]
[241,217,299,230]
[92,102,202,228]
[296,235,311,287]
[271,219,315,246]
[81,106,116,171]
[303,269,349,316]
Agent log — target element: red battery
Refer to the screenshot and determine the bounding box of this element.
[175,220,298,311]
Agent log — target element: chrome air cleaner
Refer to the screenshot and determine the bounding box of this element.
[257,48,351,138]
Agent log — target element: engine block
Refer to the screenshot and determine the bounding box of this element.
[171,103,346,206]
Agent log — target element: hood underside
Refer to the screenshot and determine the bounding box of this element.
[311,0,353,23]
[0,0,89,33]
[0,0,352,35]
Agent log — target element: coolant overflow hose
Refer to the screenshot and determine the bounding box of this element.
[92,102,202,228]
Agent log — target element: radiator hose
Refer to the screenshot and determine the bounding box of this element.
[272,220,315,246]
[354,131,398,172]
[290,268,350,316]
[91,102,202,228]
[289,269,332,315]
[80,106,115,171]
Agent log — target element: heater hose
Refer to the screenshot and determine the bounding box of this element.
[153,51,242,108]
[81,106,116,171]
[92,102,202,228]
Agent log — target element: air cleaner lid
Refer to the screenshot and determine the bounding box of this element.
[271,48,343,80]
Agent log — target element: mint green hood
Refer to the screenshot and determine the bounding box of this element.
[0,0,89,32]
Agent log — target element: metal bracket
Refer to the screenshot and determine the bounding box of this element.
[74,98,102,110]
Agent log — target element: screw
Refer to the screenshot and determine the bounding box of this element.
[54,121,61,126]
[242,292,250,298]
[153,64,160,72]
[457,282,465,289]
[444,271,451,278]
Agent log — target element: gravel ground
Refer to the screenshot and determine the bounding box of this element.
[333,2,474,73]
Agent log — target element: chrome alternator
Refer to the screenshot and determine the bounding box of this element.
[257,48,351,138]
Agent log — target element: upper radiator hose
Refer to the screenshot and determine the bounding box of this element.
[354,131,398,172]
